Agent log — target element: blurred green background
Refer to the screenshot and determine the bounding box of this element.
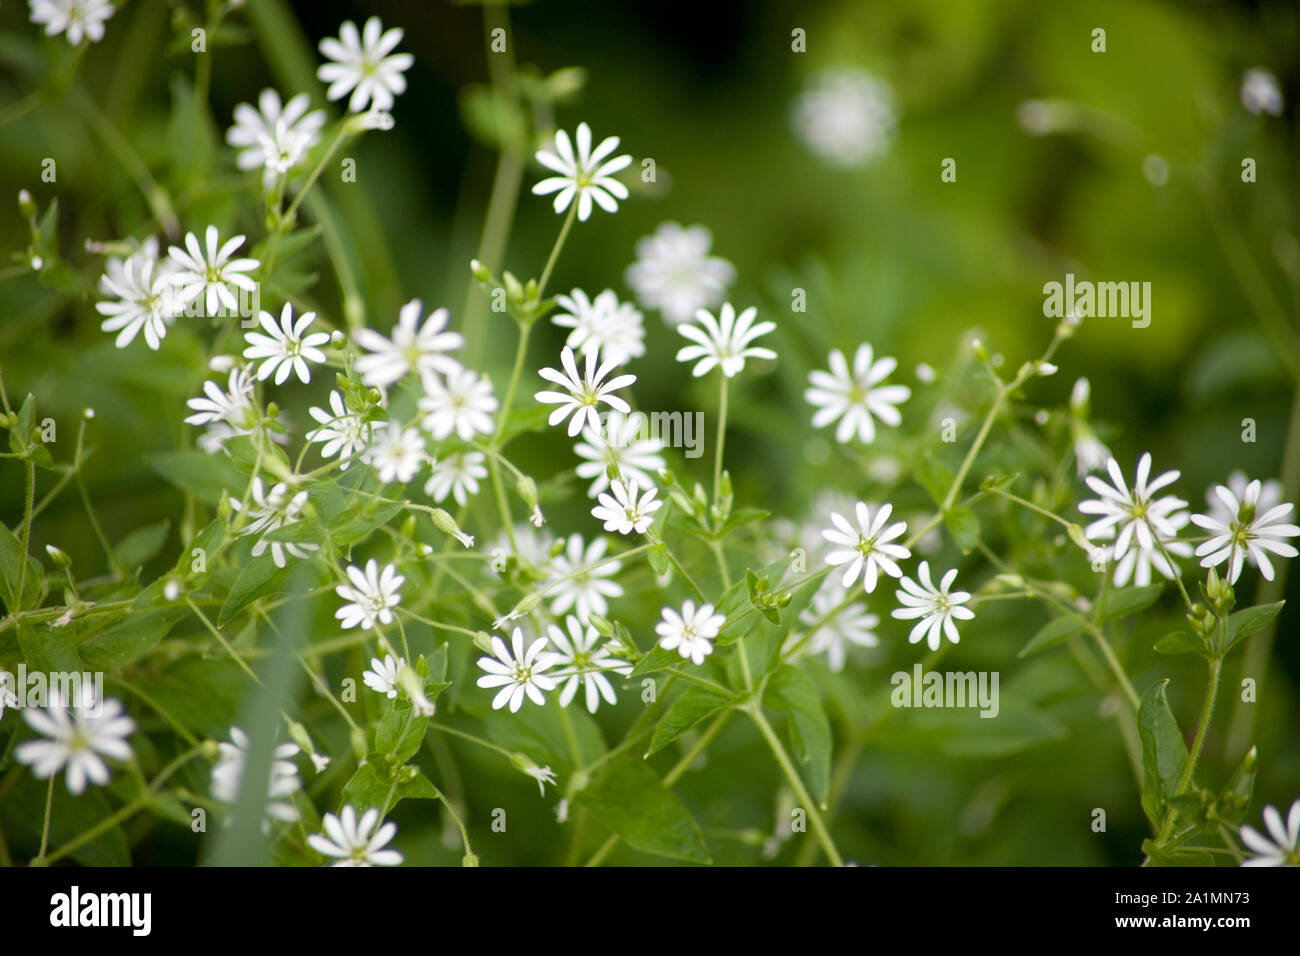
[1,0,1298,865]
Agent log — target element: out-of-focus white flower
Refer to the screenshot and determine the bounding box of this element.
[532,122,632,221]
[535,346,636,437]
[363,422,426,484]
[545,533,623,621]
[1241,68,1284,117]
[1192,478,1299,584]
[1239,799,1299,866]
[16,688,134,795]
[552,288,646,366]
[625,222,735,326]
[210,726,301,827]
[676,303,775,378]
[335,559,404,631]
[805,344,910,444]
[424,450,487,507]
[793,580,879,672]
[574,410,666,498]
[29,0,114,46]
[418,367,498,441]
[792,67,896,166]
[317,17,414,114]
[354,299,463,388]
[95,250,176,350]
[1068,378,1110,475]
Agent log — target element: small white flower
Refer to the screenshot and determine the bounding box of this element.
[1241,68,1284,117]
[0,672,17,719]
[185,366,258,434]
[522,763,557,796]
[574,410,666,498]
[362,654,402,699]
[476,627,560,713]
[308,805,402,866]
[1068,377,1110,475]
[210,726,302,826]
[424,450,488,507]
[418,367,498,440]
[317,17,414,114]
[545,533,623,621]
[363,422,426,484]
[29,0,114,46]
[805,344,910,444]
[167,226,260,316]
[242,303,330,384]
[226,89,326,188]
[794,581,879,672]
[335,559,404,631]
[228,477,318,568]
[625,222,735,326]
[1078,453,1189,569]
[656,600,726,666]
[1192,478,1300,584]
[822,501,910,593]
[546,615,631,714]
[95,249,177,350]
[792,67,896,167]
[354,299,464,388]
[532,122,632,221]
[552,288,646,366]
[891,562,975,651]
[676,303,776,378]
[1239,799,1300,866]
[306,390,373,470]
[15,688,134,795]
[535,346,636,437]
[591,478,661,535]
[486,524,555,577]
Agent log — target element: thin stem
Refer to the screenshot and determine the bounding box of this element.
[537,203,577,298]
[748,706,843,866]
[714,374,728,501]
[37,777,54,862]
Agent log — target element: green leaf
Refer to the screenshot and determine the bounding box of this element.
[914,455,954,505]
[576,756,710,863]
[113,520,170,571]
[647,686,731,756]
[1154,630,1212,661]
[647,540,669,577]
[330,499,404,547]
[340,763,441,817]
[1138,680,1189,828]
[1224,602,1285,654]
[218,556,288,627]
[150,450,246,506]
[762,665,831,804]
[0,520,43,614]
[1099,584,1163,622]
[942,505,981,552]
[8,394,35,454]
[375,703,429,764]
[1216,747,1256,826]
[80,603,187,670]
[1018,615,1082,657]
[628,645,686,678]
[719,507,770,537]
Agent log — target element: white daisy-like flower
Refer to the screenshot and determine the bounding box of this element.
[1208,472,1283,525]
[822,501,910,593]
[305,390,373,470]
[1078,454,1189,578]
[29,0,114,46]
[226,89,326,188]
[421,451,486,507]
[335,559,404,631]
[535,346,636,437]
[210,726,301,826]
[891,561,975,651]
[15,688,134,795]
[676,303,776,378]
[476,627,560,713]
[317,17,414,114]
[531,122,632,222]
[308,805,403,866]
[418,367,498,441]
[95,250,177,350]
[1239,799,1300,866]
[793,580,879,672]
[228,478,319,568]
[1241,68,1284,118]
[625,222,736,326]
[805,344,910,444]
[1090,538,1193,589]
[184,366,258,435]
[574,411,666,498]
[363,422,426,485]
[242,304,330,385]
[545,533,623,621]
[655,600,726,666]
[1191,478,1300,584]
[546,615,632,714]
[591,478,661,535]
[362,654,402,699]
[167,225,260,317]
[792,67,896,167]
[552,288,646,366]
[354,299,464,388]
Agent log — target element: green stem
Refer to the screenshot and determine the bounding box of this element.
[748,706,843,866]
[537,203,577,298]
[714,374,728,501]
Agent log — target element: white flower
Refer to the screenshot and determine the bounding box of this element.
[521,763,557,796]
[362,654,402,699]
[0,672,16,719]
[625,222,735,325]
[15,688,134,795]
[552,288,646,366]
[1192,478,1300,584]
[476,628,560,713]
[317,17,413,114]
[1239,800,1300,866]
[805,344,910,444]
[1208,471,1283,524]
[1068,377,1110,475]
[306,390,373,470]
[167,226,260,316]
[226,89,325,188]
[210,726,301,826]
[308,805,402,866]
[792,67,896,167]
[29,0,114,46]
[418,367,498,440]
[242,304,330,385]
[546,615,631,713]
[1078,454,1189,579]
[363,422,426,484]
[891,562,975,651]
[794,581,879,672]
[1241,68,1284,117]
[574,410,666,498]
[335,559,404,631]
[185,366,258,434]
[425,450,487,507]
[822,501,910,593]
[531,121,632,221]
[228,478,318,568]
[655,600,726,666]
[354,299,464,388]
[676,303,775,378]
[95,249,177,350]
[545,533,623,621]
[591,479,661,535]
[535,346,636,437]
